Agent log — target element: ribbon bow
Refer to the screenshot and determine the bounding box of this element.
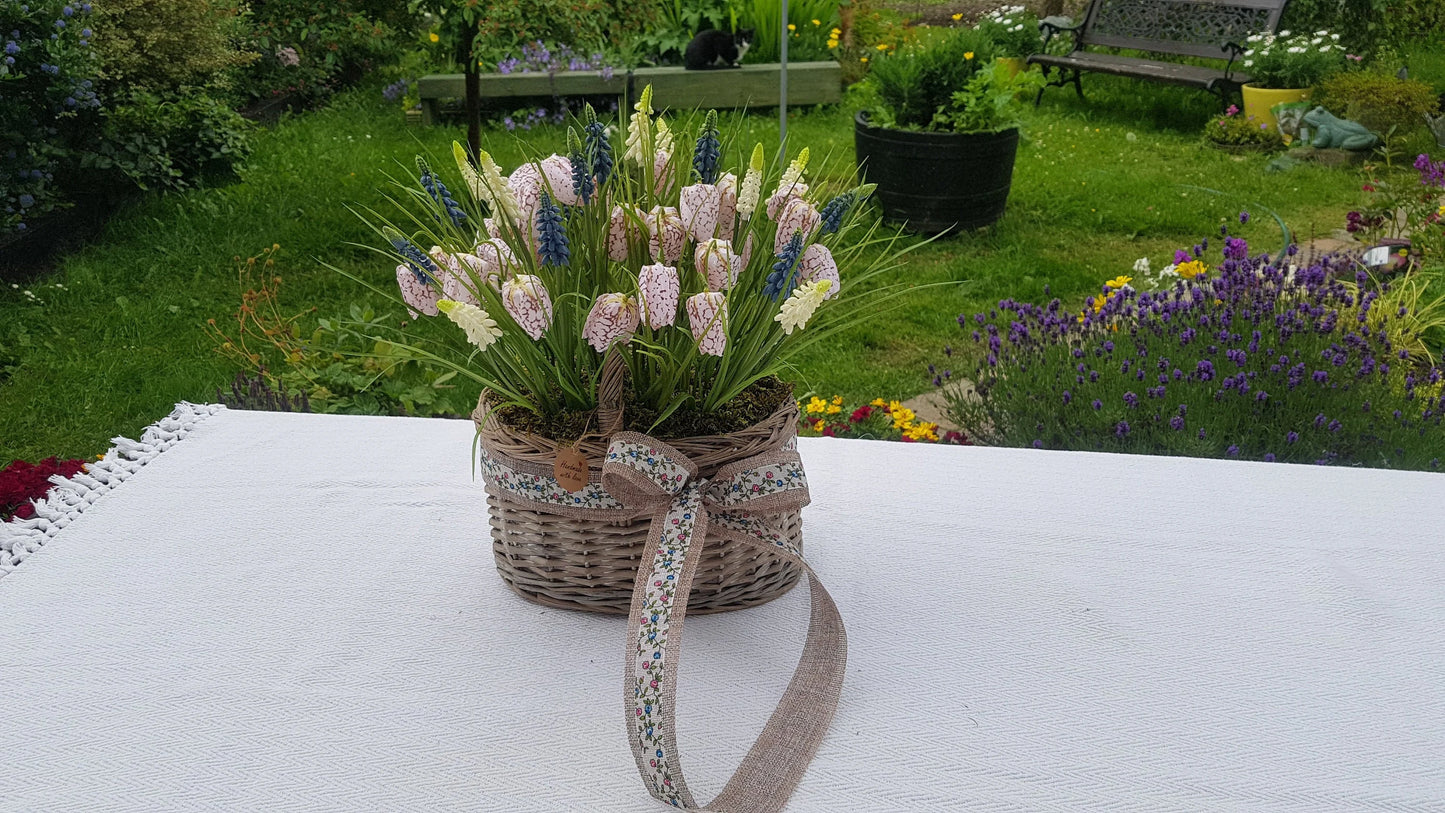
[482,430,847,813]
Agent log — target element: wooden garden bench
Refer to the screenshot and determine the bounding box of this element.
[417,62,843,125]
[1026,0,1289,105]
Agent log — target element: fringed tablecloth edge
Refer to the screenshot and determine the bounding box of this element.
[0,402,226,578]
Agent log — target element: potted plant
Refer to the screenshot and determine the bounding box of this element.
[974,4,1042,78]
[853,27,1042,233]
[347,89,913,809]
[1204,104,1285,153]
[1240,29,1346,132]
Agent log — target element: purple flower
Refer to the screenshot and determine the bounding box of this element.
[1062,390,1072,404]
[1091,399,1102,411]
[1115,421,1130,436]
[1170,415,1185,431]
[1032,439,1044,449]
[1123,391,1138,408]
[1263,453,1275,462]
[1227,445,1239,456]
[1239,211,1250,224]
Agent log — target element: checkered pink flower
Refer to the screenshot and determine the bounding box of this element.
[647,206,685,264]
[638,263,680,329]
[653,149,676,197]
[766,182,808,220]
[679,183,721,242]
[796,243,840,300]
[396,265,439,317]
[685,292,728,356]
[539,154,580,206]
[484,217,503,239]
[739,232,755,270]
[501,274,553,339]
[472,238,519,290]
[774,197,821,253]
[608,204,646,262]
[583,293,640,351]
[695,238,741,290]
[508,163,545,222]
[715,172,738,241]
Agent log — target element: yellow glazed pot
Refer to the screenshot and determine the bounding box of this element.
[1241,84,1311,135]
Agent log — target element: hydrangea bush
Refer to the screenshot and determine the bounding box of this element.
[940,216,1445,471]
[0,0,100,234]
[353,88,912,432]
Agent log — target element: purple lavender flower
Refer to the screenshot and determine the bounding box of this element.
[1226,445,1239,456]
[1170,415,1185,431]
[1032,439,1044,448]
[1062,390,1072,404]
[1091,399,1102,411]
[1115,421,1130,436]
[1123,392,1138,408]
[1239,211,1250,224]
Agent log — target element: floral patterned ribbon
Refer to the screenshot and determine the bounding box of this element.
[482,432,847,813]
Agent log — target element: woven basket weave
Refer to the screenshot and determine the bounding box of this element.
[473,369,804,615]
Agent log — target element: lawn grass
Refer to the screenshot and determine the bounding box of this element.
[3,51,1442,464]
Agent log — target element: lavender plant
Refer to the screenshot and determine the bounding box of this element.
[940,219,1445,471]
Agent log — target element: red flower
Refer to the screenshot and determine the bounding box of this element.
[1362,184,1375,192]
[849,405,873,423]
[1,457,87,521]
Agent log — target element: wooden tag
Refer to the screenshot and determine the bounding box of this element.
[554,445,589,493]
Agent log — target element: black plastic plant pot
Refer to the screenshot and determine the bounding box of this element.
[854,112,1020,235]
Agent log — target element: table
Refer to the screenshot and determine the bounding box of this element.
[3,405,1443,812]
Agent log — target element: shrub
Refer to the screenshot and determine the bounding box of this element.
[1241,29,1347,90]
[1204,105,1285,148]
[423,0,658,66]
[940,219,1445,472]
[739,0,838,63]
[1347,153,1445,266]
[1280,0,1444,57]
[84,88,253,190]
[89,0,254,93]
[973,4,1041,59]
[852,27,996,130]
[1318,71,1440,138]
[0,0,101,235]
[241,0,400,101]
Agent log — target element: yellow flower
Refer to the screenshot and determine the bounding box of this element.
[860,56,868,63]
[876,43,888,50]
[812,419,826,432]
[871,398,887,407]
[1175,259,1208,280]
[1104,275,1132,289]
[831,27,841,35]
[951,12,963,20]
[787,23,796,31]
[826,404,841,414]
[428,32,439,42]
[827,40,838,49]
[812,18,821,25]
[831,395,843,405]
[1438,204,1445,217]
[806,396,828,414]
[964,51,974,59]
[1090,291,1113,313]
[905,422,939,442]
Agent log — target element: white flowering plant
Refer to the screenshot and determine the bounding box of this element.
[343,86,918,434]
[974,4,1041,59]
[1241,29,1346,90]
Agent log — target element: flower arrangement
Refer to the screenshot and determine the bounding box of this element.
[1241,30,1346,90]
[973,4,1041,59]
[1,457,87,521]
[852,27,1041,133]
[797,395,969,443]
[1205,105,1285,150]
[938,214,1445,471]
[355,88,909,436]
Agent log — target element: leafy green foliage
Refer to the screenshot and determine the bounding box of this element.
[934,62,1045,134]
[738,0,839,63]
[239,0,401,102]
[1318,71,1441,138]
[85,89,254,190]
[415,0,659,68]
[90,0,254,93]
[974,4,1041,60]
[1204,107,1285,148]
[853,28,1015,132]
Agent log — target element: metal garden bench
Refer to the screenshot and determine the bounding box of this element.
[1027,0,1290,105]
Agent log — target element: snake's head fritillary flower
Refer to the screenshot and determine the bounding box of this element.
[438,299,502,350]
[715,172,739,241]
[484,217,503,240]
[739,232,755,270]
[765,182,809,221]
[501,274,553,339]
[428,245,463,280]
[441,264,481,306]
[638,263,680,329]
[647,206,685,264]
[695,238,741,290]
[472,238,519,290]
[774,197,821,254]
[775,279,832,334]
[685,291,728,356]
[796,243,839,299]
[507,162,546,222]
[608,204,646,262]
[679,183,721,243]
[653,147,676,197]
[396,264,440,317]
[538,153,580,207]
[583,292,640,352]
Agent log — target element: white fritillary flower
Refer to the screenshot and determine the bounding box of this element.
[695,238,741,290]
[501,274,553,340]
[685,291,728,356]
[638,263,680,329]
[583,293,640,352]
[715,172,739,240]
[796,243,840,300]
[679,183,721,242]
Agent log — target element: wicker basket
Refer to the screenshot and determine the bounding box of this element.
[473,377,805,616]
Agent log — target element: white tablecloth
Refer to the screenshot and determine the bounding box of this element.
[2,406,1443,812]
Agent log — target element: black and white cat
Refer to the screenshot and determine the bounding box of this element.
[683,29,754,70]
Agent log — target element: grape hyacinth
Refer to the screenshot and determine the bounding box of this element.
[764,232,805,301]
[416,156,467,228]
[535,192,569,267]
[583,105,614,186]
[692,110,721,184]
